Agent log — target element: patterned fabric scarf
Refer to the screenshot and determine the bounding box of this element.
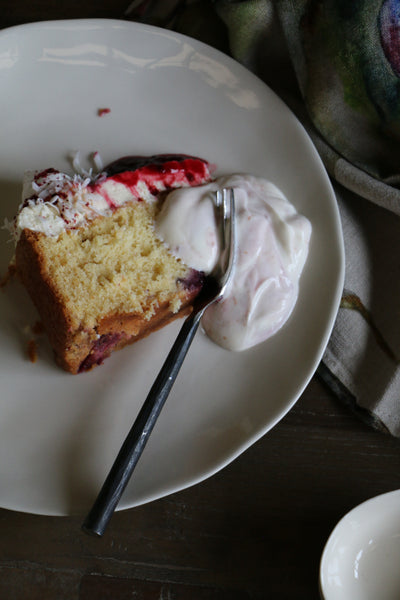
[276,0,400,211]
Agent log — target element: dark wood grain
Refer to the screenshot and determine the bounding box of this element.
[0,377,399,599]
[2,1,129,29]
[1,4,400,598]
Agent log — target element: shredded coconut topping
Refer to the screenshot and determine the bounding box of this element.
[13,167,111,241]
[9,152,213,242]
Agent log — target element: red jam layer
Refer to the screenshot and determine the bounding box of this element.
[90,154,214,209]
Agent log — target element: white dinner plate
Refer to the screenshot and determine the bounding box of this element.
[0,19,344,516]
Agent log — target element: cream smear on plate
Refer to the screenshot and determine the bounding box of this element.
[156,174,312,351]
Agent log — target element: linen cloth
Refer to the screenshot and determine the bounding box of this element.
[126,0,400,436]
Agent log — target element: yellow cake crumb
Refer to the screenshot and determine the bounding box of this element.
[33,202,189,329]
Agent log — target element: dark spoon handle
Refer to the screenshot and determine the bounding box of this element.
[82,309,203,537]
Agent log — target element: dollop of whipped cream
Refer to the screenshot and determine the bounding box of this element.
[156,174,312,351]
[155,185,221,273]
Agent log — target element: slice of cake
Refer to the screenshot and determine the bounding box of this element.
[13,154,214,373]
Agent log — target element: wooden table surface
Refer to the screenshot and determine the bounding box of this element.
[2,4,400,599]
[1,377,400,600]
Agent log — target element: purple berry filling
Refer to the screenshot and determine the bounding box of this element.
[105,154,200,176]
[178,269,205,293]
[79,332,125,372]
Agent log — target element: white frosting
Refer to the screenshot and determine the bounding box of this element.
[156,174,312,351]
[14,168,165,241]
[13,158,212,241]
[17,201,66,238]
[15,170,111,240]
[98,178,145,206]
